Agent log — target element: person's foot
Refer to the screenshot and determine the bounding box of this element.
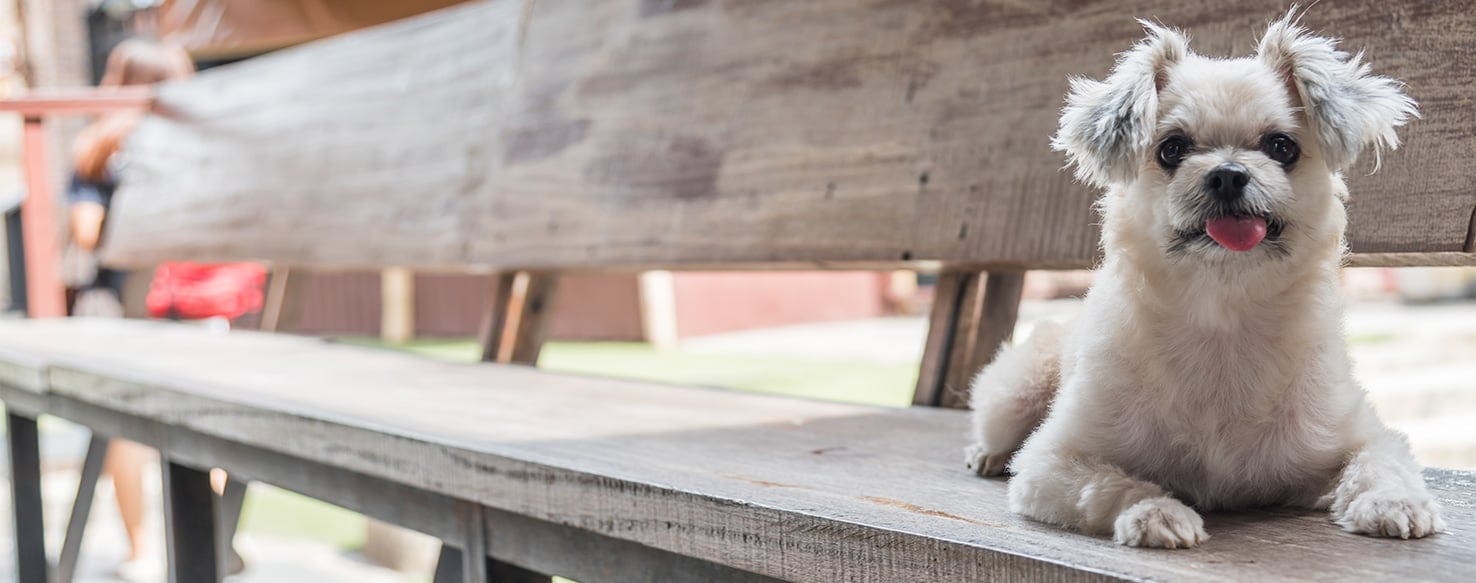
[115,555,163,583]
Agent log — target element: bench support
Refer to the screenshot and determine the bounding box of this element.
[479,271,561,365]
[6,412,46,583]
[162,460,219,583]
[55,434,109,583]
[914,270,1025,408]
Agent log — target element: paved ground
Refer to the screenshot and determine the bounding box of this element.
[0,297,1471,581]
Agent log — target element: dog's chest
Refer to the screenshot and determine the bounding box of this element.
[1104,327,1347,507]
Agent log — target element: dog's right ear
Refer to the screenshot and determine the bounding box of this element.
[1052,21,1188,188]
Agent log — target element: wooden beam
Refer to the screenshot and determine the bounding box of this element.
[914,270,1025,409]
[508,273,558,365]
[2,319,1476,581]
[162,460,219,583]
[258,268,306,333]
[0,88,154,116]
[380,268,416,344]
[56,435,109,583]
[6,412,46,583]
[98,0,1476,272]
[477,272,518,363]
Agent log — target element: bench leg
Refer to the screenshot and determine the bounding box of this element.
[6,412,47,583]
[432,503,551,583]
[913,270,1025,409]
[55,435,109,583]
[162,460,218,583]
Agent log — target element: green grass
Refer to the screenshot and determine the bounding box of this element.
[238,336,918,555]
[238,484,368,550]
[369,338,918,407]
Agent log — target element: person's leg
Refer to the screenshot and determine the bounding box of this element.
[105,439,152,561]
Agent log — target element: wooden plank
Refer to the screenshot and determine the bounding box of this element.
[103,0,524,270]
[5,412,46,583]
[99,0,1476,272]
[0,319,1473,581]
[481,507,777,583]
[0,382,778,583]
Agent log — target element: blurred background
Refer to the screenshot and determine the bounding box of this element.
[0,1,1472,582]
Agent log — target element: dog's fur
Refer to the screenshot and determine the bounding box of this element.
[964,11,1443,548]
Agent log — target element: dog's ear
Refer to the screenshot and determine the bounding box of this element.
[1256,11,1419,171]
[1052,21,1188,188]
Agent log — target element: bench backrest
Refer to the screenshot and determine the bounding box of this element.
[100,0,1476,272]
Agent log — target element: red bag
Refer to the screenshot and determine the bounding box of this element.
[146,262,267,320]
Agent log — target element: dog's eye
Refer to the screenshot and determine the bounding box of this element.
[1156,136,1190,169]
[1262,133,1300,166]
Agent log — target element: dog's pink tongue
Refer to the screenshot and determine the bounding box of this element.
[1205,216,1268,251]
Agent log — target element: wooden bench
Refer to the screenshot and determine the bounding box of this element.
[3,1,1474,581]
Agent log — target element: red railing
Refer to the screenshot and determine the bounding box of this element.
[0,88,153,317]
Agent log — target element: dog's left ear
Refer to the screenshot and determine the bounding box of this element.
[1256,12,1419,171]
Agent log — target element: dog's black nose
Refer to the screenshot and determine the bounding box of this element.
[1204,164,1250,202]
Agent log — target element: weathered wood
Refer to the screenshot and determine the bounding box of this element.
[162,460,219,583]
[100,0,1476,271]
[258,268,307,333]
[460,503,488,583]
[381,268,416,344]
[0,378,752,583]
[914,271,972,407]
[508,273,558,365]
[5,412,46,583]
[477,272,518,363]
[56,435,109,583]
[940,271,1024,409]
[1,319,1473,582]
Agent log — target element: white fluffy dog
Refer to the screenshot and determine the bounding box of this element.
[965,12,1444,549]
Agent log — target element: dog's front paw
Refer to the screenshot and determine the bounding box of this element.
[1333,493,1445,539]
[964,442,1011,477]
[1113,498,1208,549]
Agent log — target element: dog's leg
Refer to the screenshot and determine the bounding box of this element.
[965,321,1063,476]
[1326,422,1445,539]
[1008,447,1207,549]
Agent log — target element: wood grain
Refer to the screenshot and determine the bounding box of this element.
[1,318,1474,582]
[99,0,1476,271]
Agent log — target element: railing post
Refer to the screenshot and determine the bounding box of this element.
[18,115,66,318]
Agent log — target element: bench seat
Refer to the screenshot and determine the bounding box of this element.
[0,318,1471,581]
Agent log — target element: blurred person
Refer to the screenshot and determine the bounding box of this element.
[68,38,191,580]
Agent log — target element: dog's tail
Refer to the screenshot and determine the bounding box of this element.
[965,320,1064,477]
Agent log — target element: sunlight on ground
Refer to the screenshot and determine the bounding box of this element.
[347,338,919,408]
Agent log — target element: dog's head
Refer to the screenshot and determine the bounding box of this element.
[1053,12,1417,267]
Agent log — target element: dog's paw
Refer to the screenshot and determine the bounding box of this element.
[1333,493,1445,539]
[964,443,1010,477]
[1113,497,1208,549]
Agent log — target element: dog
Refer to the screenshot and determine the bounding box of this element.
[964,11,1443,549]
